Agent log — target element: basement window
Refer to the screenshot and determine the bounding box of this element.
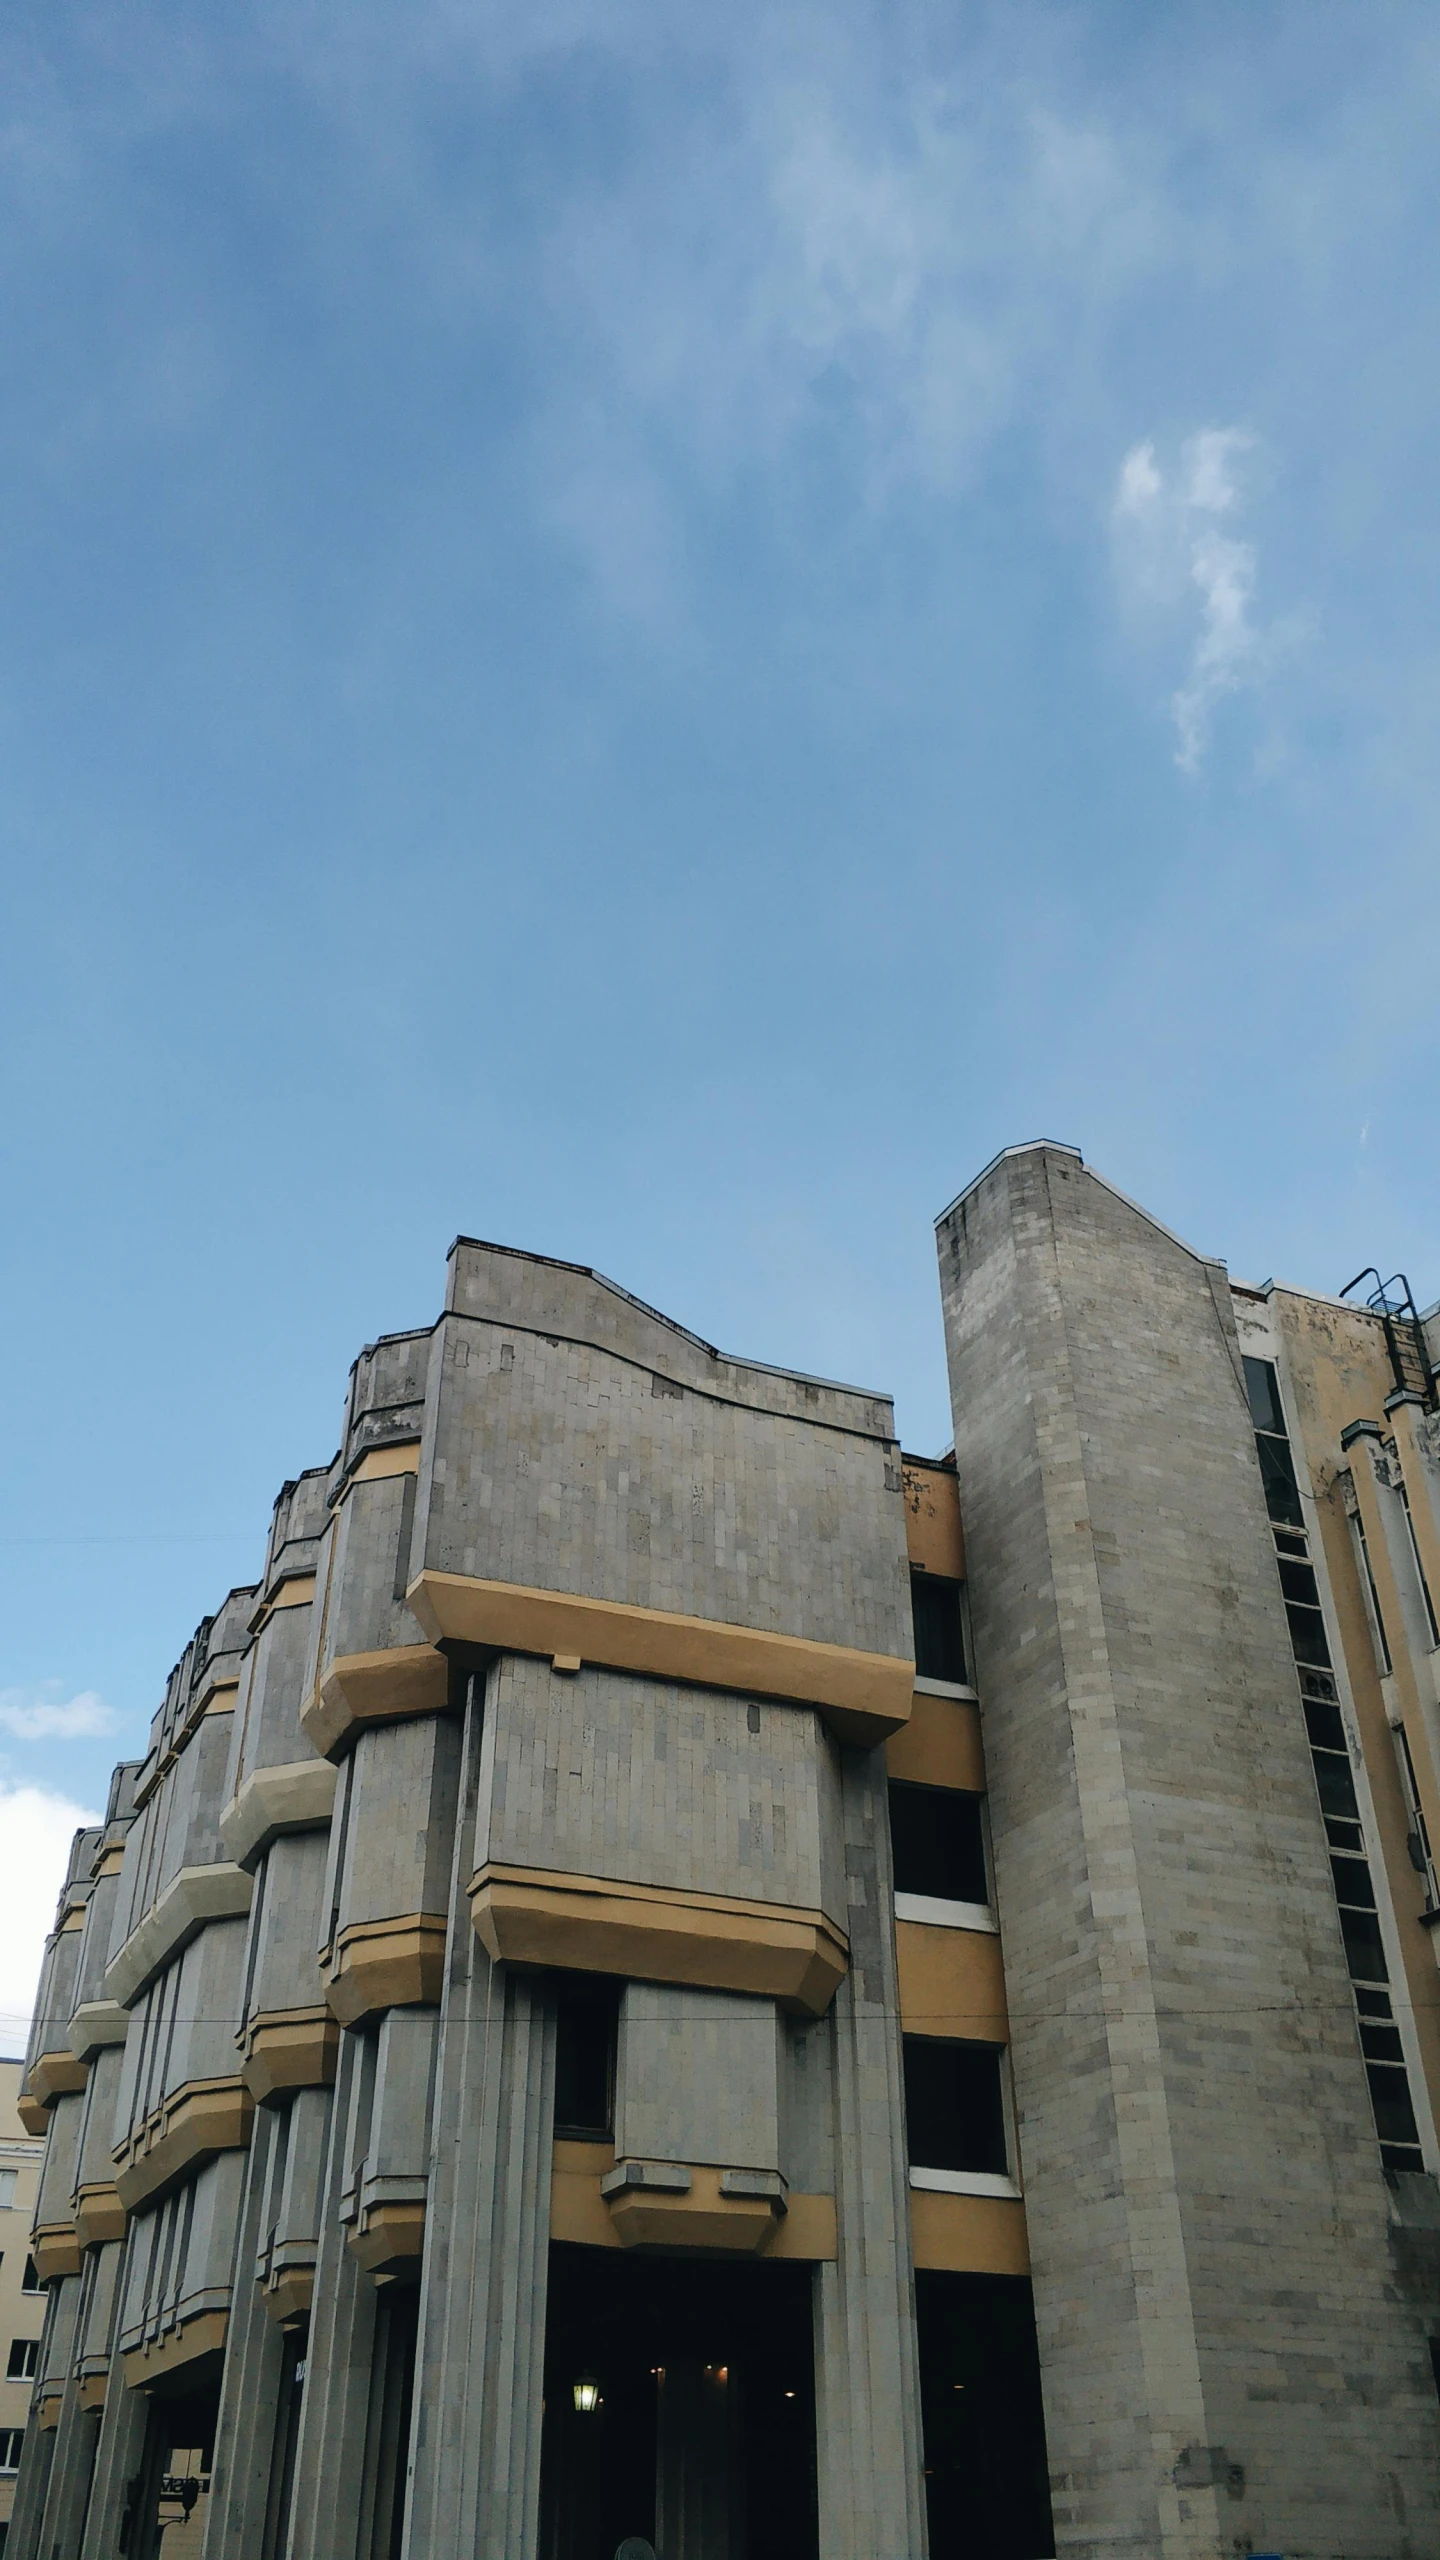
[890,1784,988,1907]
[903,2037,1008,2179]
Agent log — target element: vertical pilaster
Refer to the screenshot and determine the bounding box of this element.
[202,2103,288,2560]
[281,2033,383,2560]
[814,1746,928,2560]
[77,2231,150,2560]
[402,1678,557,2560]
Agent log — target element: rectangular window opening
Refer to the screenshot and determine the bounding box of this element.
[554,1976,621,2141]
[889,1784,988,1907]
[910,1572,967,1686]
[903,2037,1008,2180]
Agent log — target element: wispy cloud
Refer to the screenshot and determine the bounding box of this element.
[0,1687,118,1741]
[1111,427,1272,775]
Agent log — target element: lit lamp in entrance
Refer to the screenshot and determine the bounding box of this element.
[573,2373,601,2415]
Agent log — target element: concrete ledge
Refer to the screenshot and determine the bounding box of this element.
[77,2369,109,2411]
[347,2201,426,2278]
[241,2006,340,2102]
[469,1862,848,2017]
[32,2220,83,2281]
[549,2142,836,2260]
[260,2246,317,2327]
[16,2090,50,2134]
[322,1914,448,2027]
[114,2077,254,2212]
[75,2183,128,2250]
[604,2162,778,2253]
[104,1865,254,2010]
[219,1759,338,1870]
[301,1643,451,1759]
[885,1693,986,1791]
[35,2391,63,2431]
[122,2308,229,2391]
[409,1567,913,1747]
[69,1999,131,2062]
[24,2048,89,2105]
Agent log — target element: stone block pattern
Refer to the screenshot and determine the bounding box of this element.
[938,1144,1440,2560]
[480,1657,847,1925]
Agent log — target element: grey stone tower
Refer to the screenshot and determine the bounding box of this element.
[935,1143,1440,2560]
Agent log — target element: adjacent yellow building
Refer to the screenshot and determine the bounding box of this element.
[0,2058,47,2552]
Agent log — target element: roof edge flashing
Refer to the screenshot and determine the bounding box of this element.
[937,1144,1223,1272]
[935,1142,1083,1228]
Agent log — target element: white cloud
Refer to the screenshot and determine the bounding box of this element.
[1112,427,1271,774]
[0,1784,103,2054]
[0,1688,118,1741]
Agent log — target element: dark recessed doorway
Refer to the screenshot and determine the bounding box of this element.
[539,2242,818,2560]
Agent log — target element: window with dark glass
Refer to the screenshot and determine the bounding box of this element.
[903,2037,1007,2177]
[889,1784,988,1906]
[1357,1990,1424,2170]
[1255,1432,1304,1528]
[6,2339,37,2381]
[0,2426,23,2471]
[1243,1356,1287,1437]
[553,1976,620,2139]
[19,2259,41,2296]
[910,1571,967,1685]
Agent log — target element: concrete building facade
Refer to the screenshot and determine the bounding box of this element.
[8,1149,1440,2559]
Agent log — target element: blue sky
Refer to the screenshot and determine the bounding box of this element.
[2,1,1438,2028]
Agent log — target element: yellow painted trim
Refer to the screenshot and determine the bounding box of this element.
[322,1914,448,2027]
[885,1694,986,1792]
[895,1919,1009,2043]
[113,2077,254,2212]
[409,1568,913,1748]
[26,2049,89,2104]
[77,2369,109,2411]
[93,1845,127,1879]
[240,2007,340,2102]
[75,2184,128,2250]
[122,2309,229,2390]
[301,1644,450,1759]
[35,2393,63,2432]
[17,2092,50,2134]
[347,2201,426,2276]
[348,1441,422,1484]
[202,1678,240,1717]
[471,1863,848,2017]
[910,2188,1030,2274]
[547,2146,837,2260]
[606,2166,775,2253]
[261,2268,315,2326]
[902,1462,965,1579]
[59,1906,86,1934]
[32,2221,83,2281]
